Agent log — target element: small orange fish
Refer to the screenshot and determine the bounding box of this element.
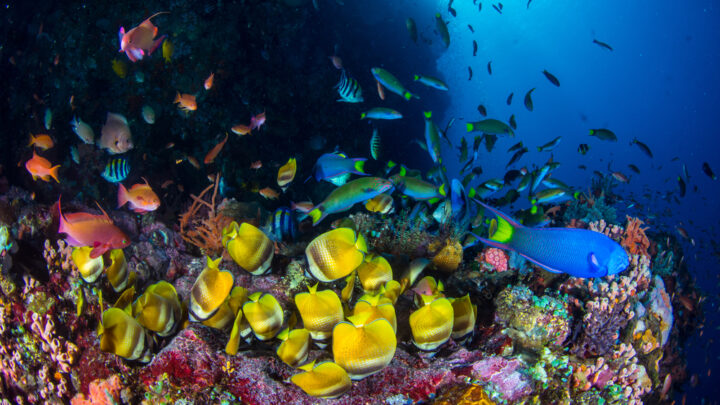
[231,124,252,136]
[160,179,174,189]
[290,201,314,213]
[118,178,160,213]
[250,111,266,131]
[259,187,279,200]
[165,142,175,149]
[174,92,197,111]
[187,156,201,169]
[204,133,228,164]
[28,134,54,150]
[25,151,60,182]
[204,72,214,90]
[57,197,129,258]
[376,80,386,100]
[676,226,689,239]
[250,160,262,169]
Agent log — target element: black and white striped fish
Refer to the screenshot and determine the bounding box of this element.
[101,158,130,183]
[335,69,363,103]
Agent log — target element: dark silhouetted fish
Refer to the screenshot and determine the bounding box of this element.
[524,88,535,111]
[468,66,473,80]
[593,39,613,51]
[630,138,653,158]
[506,92,513,105]
[468,24,474,33]
[477,104,487,116]
[702,162,717,180]
[542,70,560,87]
[487,61,492,75]
[473,40,478,56]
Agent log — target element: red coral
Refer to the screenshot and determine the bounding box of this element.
[478,247,508,272]
[621,216,650,257]
[71,375,122,405]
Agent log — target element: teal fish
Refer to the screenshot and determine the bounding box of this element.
[371,67,416,100]
[506,147,528,168]
[390,175,445,201]
[533,188,570,204]
[406,18,417,43]
[630,138,653,158]
[537,136,562,152]
[102,158,130,183]
[589,128,617,141]
[484,134,498,152]
[308,177,394,225]
[458,137,468,162]
[508,114,517,130]
[361,108,402,120]
[335,69,363,103]
[435,14,450,48]
[466,119,514,136]
[414,74,448,91]
[424,111,442,164]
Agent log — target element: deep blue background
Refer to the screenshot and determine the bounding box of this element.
[320,0,719,401]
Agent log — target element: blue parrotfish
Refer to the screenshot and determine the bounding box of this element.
[472,199,629,278]
[312,152,367,186]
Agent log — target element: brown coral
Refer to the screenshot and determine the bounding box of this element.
[430,239,463,273]
[178,174,233,256]
[621,216,650,257]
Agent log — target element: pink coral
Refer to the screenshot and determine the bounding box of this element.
[71,375,123,405]
[481,248,508,272]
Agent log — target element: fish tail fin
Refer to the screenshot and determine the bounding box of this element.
[354,159,366,174]
[537,146,542,152]
[308,207,324,226]
[438,183,447,196]
[49,165,60,183]
[490,215,514,243]
[148,35,166,56]
[118,183,129,208]
[360,112,366,119]
[414,75,420,81]
[589,129,594,136]
[27,134,35,147]
[424,111,432,119]
[404,91,417,100]
[466,123,474,132]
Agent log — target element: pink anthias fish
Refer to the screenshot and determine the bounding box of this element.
[57,198,130,258]
[118,12,168,62]
[249,111,266,131]
[118,178,160,213]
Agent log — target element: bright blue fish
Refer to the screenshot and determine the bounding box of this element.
[472,200,629,278]
[312,152,367,186]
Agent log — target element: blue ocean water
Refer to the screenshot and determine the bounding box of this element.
[322,0,719,401]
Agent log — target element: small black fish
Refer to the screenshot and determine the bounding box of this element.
[542,70,560,87]
[472,166,483,175]
[506,92,513,105]
[468,66,473,81]
[477,104,487,116]
[577,143,589,155]
[487,61,492,75]
[449,6,456,17]
[630,138,653,158]
[527,0,532,8]
[593,38,613,51]
[498,2,503,9]
[478,2,482,11]
[508,114,517,130]
[468,24,474,33]
[678,176,686,197]
[628,164,640,174]
[578,164,587,170]
[507,141,523,153]
[492,4,502,13]
[484,133,498,152]
[506,147,528,168]
[473,40,478,56]
[703,162,717,180]
[524,88,535,111]
[504,169,521,184]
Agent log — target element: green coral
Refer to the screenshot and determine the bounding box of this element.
[563,195,617,225]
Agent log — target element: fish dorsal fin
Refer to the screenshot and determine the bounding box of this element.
[298,360,316,372]
[94,201,113,222]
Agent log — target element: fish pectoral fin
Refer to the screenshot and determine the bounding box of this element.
[587,252,606,276]
[519,252,563,274]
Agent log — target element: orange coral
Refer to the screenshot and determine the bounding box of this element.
[621,216,650,257]
[178,174,232,256]
[71,375,122,405]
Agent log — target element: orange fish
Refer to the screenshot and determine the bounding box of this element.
[259,187,279,200]
[250,160,262,169]
[25,151,60,182]
[204,133,228,164]
[376,80,386,100]
[28,134,54,150]
[57,198,130,258]
[118,178,160,213]
[99,112,134,154]
[118,12,168,62]
[204,72,214,90]
[174,93,197,112]
[231,124,252,136]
